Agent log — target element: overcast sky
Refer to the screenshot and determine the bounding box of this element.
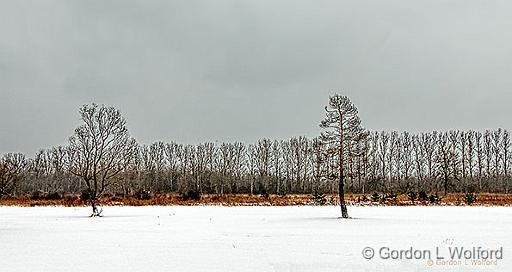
[1,0,512,155]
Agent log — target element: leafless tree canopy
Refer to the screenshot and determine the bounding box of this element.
[0,153,27,195]
[67,104,137,216]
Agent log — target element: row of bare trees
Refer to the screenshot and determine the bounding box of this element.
[343,129,512,195]
[2,100,511,217]
[2,129,511,197]
[2,137,328,196]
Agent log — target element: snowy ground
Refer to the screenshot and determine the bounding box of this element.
[1,205,511,272]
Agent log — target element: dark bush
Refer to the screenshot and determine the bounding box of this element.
[45,192,62,200]
[180,190,201,201]
[371,192,380,202]
[428,194,440,204]
[418,191,428,201]
[383,193,398,201]
[31,191,44,200]
[311,192,327,205]
[407,191,417,201]
[259,189,269,199]
[463,193,476,205]
[135,190,151,200]
[80,190,91,201]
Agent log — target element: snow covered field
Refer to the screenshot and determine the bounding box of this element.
[1,206,511,272]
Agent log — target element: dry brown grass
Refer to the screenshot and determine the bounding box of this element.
[1,193,512,207]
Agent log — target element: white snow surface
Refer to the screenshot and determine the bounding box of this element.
[1,205,511,272]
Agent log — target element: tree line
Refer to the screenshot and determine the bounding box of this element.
[2,129,511,197]
[2,97,511,217]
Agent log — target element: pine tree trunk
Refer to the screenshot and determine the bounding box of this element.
[339,177,349,218]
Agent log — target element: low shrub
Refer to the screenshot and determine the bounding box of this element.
[311,192,327,205]
[418,191,428,201]
[45,192,62,200]
[358,195,369,202]
[110,195,122,202]
[428,194,440,204]
[463,193,476,205]
[259,189,269,199]
[371,192,380,202]
[31,191,44,200]
[180,190,201,201]
[135,190,151,200]
[407,191,417,201]
[80,190,91,201]
[383,193,398,201]
[63,195,79,201]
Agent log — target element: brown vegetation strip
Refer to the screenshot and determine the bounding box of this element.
[1,193,512,207]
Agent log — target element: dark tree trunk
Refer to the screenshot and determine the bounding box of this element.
[339,138,349,218]
[339,177,348,218]
[89,195,101,217]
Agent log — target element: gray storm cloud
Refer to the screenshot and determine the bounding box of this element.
[1,0,512,155]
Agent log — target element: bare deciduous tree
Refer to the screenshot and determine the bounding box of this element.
[502,130,511,192]
[0,153,27,195]
[67,104,137,217]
